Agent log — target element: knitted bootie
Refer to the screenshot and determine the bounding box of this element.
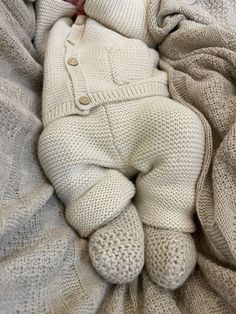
[144,226,197,289]
[89,204,144,284]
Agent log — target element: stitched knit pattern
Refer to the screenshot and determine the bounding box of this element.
[144,227,197,290]
[1,0,236,313]
[148,0,236,272]
[38,111,145,284]
[65,169,135,237]
[38,112,136,237]
[38,92,205,286]
[41,15,168,126]
[37,0,206,287]
[84,0,156,47]
[89,204,144,284]
[0,1,108,313]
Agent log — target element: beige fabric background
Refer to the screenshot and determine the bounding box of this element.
[0,0,235,313]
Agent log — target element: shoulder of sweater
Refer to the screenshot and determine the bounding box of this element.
[82,17,155,50]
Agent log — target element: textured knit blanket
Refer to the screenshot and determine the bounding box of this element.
[0,0,236,313]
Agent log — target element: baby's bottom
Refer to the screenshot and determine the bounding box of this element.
[38,96,205,288]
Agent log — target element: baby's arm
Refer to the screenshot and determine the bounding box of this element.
[81,0,156,47]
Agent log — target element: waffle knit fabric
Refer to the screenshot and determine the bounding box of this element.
[1,0,236,313]
[38,1,205,286]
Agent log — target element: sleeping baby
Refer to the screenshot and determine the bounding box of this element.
[38,0,205,289]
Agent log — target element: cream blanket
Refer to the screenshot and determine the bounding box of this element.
[0,0,235,313]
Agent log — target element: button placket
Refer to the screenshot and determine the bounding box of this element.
[65,21,92,116]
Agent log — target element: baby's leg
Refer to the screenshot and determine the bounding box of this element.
[38,110,144,284]
[134,97,205,289]
[104,96,205,289]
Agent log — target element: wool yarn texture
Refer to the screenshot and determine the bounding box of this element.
[0,0,236,313]
[38,0,205,287]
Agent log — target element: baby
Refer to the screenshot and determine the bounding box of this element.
[38,0,205,289]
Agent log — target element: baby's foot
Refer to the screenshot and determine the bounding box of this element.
[89,204,144,284]
[144,226,197,289]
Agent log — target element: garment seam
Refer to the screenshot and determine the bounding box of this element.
[102,105,125,164]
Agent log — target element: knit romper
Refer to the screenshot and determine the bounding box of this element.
[38,6,205,288]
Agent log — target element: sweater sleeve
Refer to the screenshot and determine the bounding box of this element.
[84,0,156,47]
[34,0,76,63]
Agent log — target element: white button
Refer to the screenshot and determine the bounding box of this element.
[68,57,78,66]
[79,96,91,105]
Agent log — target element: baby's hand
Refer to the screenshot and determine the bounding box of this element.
[66,0,86,16]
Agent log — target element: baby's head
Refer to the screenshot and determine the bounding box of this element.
[67,0,155,47]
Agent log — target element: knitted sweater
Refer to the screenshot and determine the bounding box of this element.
[42,15,168,126]
[39,0,206,287]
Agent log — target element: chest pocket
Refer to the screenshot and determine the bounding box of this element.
[108,39,158,86]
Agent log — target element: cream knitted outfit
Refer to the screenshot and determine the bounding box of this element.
[38,0,205,288]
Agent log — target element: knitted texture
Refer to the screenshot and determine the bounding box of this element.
[144,227,197,289]
[37,0,207,287]
[149,0,236,272]
[1,0,236,313]
[65,169,135,237]
[38,89,205,286]
[41,15,166,126]
[84,0,156,47]
[89,204,144,284]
